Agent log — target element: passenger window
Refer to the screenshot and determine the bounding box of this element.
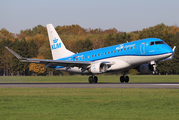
[108,52,109,54]
[124,48,125,51]
[98,54,99,56]
[88,56,90,58]
[117,50,119,52]
[79,58,80,60]
[150,42,154,46]
[111,51,113,53]
[85,56,86,59]
[114,50,116,53]
[120,49,122,51]
[94,54,96,57]
[130,47,132,49]
[127,48,129,50]
[91,55,93,57]
[133,46,135,49]
[104,52,106,55]
[101,53,102,55]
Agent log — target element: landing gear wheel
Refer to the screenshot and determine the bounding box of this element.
[88,76,98,83]
[124,76,129,83]
[120,76,124,83]
[94,76,98,83]
[120,76,129,83]
[88,76,93,83]
[153,71,158,75]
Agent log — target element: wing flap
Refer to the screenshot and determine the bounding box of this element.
[21,58,91,67]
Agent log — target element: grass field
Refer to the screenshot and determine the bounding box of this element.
[0,75,179,83]
[0,75,179,120]
[0,88,179,120]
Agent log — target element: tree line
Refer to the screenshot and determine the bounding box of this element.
[0,23,179,76]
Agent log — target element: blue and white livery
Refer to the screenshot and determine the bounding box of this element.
[5,24,176,83]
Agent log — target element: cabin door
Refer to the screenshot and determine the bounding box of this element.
[140,42,145,54]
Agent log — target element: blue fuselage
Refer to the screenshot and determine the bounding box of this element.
[50,38,173,71]
[59,38,172,61]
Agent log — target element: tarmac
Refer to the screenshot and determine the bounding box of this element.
[0,82,179,89]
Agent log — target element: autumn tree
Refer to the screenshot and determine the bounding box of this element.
[0,48,14,76]
[0,39,14,76]
[27,40,38,58]
[73,38,93,53]
[32,34,47,49]
[28,55,46,76]
[104,33,115,47]
[0,28,15,41]
[1,23,179,75]
[19,25,47,38]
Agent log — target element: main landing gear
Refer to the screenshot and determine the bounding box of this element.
[120,72,129,83]
[88,74,129,83]
[120,75,129,83]
[88,75,98,83]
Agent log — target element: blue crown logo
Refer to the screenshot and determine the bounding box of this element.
[53,38,58,43]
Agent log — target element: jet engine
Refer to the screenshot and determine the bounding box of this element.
[90,62,108,74]
[138,63,155,74]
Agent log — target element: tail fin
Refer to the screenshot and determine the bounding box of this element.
[46,24,74,60]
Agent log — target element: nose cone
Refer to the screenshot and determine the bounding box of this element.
[160,45,173,54]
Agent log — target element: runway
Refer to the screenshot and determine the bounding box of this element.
[0,83,179,88]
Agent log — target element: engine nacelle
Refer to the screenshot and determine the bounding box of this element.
[90,62,108,74]
[138,63,154,74]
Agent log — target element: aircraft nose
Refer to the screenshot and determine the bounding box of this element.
[167,46,173,53]
[159,45,173,54]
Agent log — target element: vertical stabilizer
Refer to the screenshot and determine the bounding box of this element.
[46,24,74,60]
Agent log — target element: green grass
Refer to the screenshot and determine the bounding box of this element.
[0,76,179,119]
[0,75,179,83]
[0,88,179,120]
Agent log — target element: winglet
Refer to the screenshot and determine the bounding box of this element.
[5,46,24,59]
[161,46,176,61]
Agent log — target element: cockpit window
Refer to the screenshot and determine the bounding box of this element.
[155,41,165,45]
[150,42,154,46]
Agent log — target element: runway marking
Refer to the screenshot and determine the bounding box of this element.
[154,84,179,86]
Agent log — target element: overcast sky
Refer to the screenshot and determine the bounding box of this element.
[0,0,179,33]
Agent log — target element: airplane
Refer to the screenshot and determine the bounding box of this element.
[5,24,176,83]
